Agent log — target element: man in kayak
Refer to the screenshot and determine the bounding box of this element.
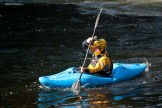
[80,37,113,77]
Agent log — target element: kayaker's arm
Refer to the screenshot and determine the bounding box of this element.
[85,61,106,73]
[80,66,100,74]
[88,62,104,73]
[86,57,111,73]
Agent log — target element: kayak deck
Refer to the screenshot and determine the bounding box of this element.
[39,63,147,88]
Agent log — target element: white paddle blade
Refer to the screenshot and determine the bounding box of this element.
[72,79,81,90]
[71,80,81,94]
[95,8,103,29]
[92,8,103,37]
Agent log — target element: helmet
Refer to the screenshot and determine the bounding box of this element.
[93,38,107,56]
[93,38,107,51]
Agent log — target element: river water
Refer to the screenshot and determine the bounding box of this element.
[0,0,162,107]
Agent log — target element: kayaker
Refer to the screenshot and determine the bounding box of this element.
[80,37,113,77]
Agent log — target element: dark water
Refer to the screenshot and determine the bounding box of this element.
[0,0,162,107]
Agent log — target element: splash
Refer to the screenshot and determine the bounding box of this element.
[144,58,151,72]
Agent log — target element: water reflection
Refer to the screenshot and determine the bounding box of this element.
[38,88,81,107]
[38,82,151,107]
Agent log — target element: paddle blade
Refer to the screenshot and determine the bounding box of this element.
[92,8,103,38]
[71,79,81,94]
[71,79,81,90]
[94,8,103,29]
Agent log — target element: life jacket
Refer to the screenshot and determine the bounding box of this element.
[88,51,113,76]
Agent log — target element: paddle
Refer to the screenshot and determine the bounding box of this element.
[71,8,103,90]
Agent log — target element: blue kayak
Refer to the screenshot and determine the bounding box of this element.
[39,63,147,88]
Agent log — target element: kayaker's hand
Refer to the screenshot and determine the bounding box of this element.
[86,37,94,44]
[80,67,85,73]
